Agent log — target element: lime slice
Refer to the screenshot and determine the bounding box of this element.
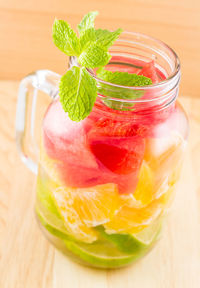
[36,176,60,218]
[36,210,142,268]
[36,177,69,235]
[36,210,152,268]
[63,238,144,268]
[95,226,146,254]
[36,208,71,241]
[132,216,162,245]
[95,217,162,254]
[36,199,69,235]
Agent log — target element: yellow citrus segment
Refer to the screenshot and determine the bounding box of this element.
[52,183,120,243]
[123,160,178,208]
[169,163,183,187]
[104,197,163,234]
[159,186,175,207]
[144,132,185,173]
[104,170,177,235]
[133,161,154,206]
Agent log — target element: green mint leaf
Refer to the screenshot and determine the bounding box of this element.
[78,43,111,68]
[80,28,122,53]
[80,28,96,51]
[97,85,144,111]
[53,12,149,121]
[78,11,98,35]
[59,66,97,121]
[95,28,123,49]
[97,68,152,86]
[53,19,80,56]
[96,68,152,110]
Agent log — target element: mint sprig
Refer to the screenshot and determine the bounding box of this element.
[97,68,152,86]
[59,66,97,121]
[95,29,123,49]
[79,28,96,50]
[53,19,80,56]
[78,43,111,68]
[78,11,98,35]
[52,11,152,121]
[96,68,152,110]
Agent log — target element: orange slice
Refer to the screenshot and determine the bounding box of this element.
[104,195,163,234]
[104,163,178,235]
[144,132,185,173]
[52,183,120,243]
[133,161,154,206]
[169,162,183,187]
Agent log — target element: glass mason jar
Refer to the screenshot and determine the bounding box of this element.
[16,32,189,269]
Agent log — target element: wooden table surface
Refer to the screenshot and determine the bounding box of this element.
[0,81,200,287]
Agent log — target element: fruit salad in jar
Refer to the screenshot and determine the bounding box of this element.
[35,12,188,268]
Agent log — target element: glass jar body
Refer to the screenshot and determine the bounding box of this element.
[35,94,188,268]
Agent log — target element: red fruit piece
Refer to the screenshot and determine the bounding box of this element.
[43,100,97,167]
[42,100,103,188]
[138,61,159,84]
[86,113,152,139]
[89,136,145,175]
[118,174,139,194]
[57,163,103,188]
[92,118,136,137]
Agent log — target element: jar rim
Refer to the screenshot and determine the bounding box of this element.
[69,31,181,104]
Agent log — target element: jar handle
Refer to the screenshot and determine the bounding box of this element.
[15,70,60,174]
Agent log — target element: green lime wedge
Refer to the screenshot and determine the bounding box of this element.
[36,200,70,236]
[36,178,69,235]
[132,217,162,245]
[36,208,72,241]
[63,220,163,268]
[37,210,144,268]
[95,226,146,254]
[62,238,144,268]
[95,217,162,255]
[36,209,151,268]
[36,177,60,217]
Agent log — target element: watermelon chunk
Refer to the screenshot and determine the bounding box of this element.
[88,135,145,193]
[89,136,145,175]
[43,100,97,167]
[138,61,159,84]
[42,100,105,187]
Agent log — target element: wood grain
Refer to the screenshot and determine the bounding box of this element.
[0,0,200,97]
[0,81,200,287]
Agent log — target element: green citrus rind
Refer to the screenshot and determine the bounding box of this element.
[36,210,154,268]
